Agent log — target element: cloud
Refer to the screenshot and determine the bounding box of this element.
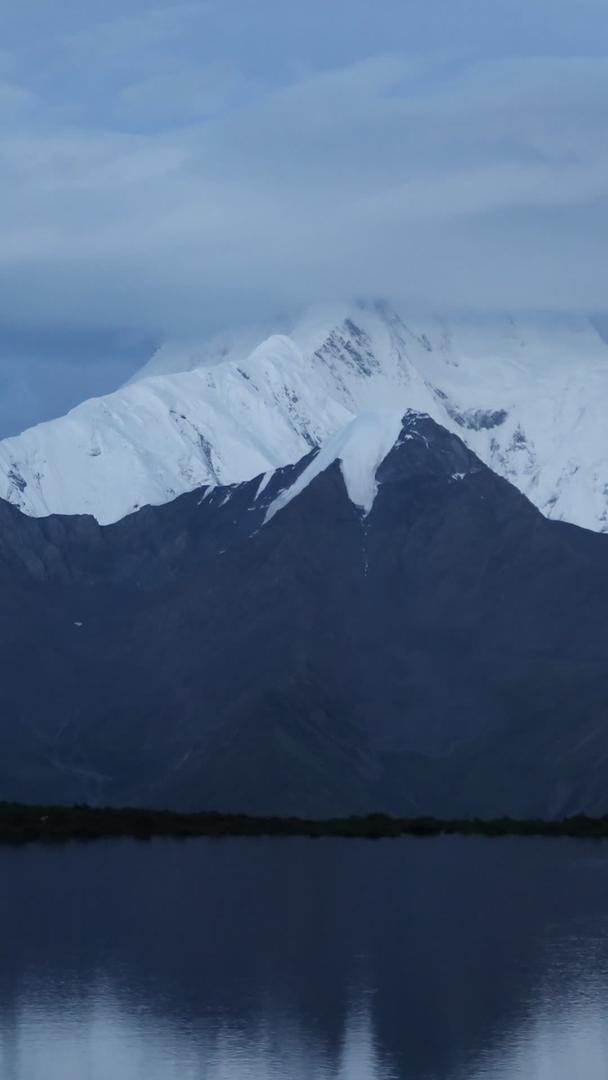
[0,78,39,117]
[0,326,153,437]
[119,63,252,123]
[0,0,607,430]
[2,53,607,322]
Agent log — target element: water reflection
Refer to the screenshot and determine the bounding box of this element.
[1,990,394,1080]
[1,837,608,1078]
[471,1004,608,1079]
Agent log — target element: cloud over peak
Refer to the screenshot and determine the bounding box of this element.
[0,0,607,431]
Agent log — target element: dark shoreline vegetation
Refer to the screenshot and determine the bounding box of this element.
[2,803,608,844]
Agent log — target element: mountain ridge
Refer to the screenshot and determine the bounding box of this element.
[2,302,608,531]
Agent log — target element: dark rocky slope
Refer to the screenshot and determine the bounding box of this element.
[1,413,608,818]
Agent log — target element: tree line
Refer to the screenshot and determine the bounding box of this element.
[1,802,608,843]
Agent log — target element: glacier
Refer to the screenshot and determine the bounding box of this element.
[1,301,608,531]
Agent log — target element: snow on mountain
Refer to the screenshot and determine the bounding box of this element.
[266,410,405,521]
[1,301,608,530]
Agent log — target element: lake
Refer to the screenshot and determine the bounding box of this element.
[1,835,608,1079]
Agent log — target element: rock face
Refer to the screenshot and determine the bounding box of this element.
[2,411,608,818]
[2,303,608,532]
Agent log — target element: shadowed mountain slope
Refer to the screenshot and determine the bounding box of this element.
[1,412,608,818]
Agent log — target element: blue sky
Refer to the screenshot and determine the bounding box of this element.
[1,0,607,433]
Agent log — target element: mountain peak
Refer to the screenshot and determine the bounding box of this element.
[266,410,405,521]
[265,408,485,523]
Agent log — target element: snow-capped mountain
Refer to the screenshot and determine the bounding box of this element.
[2,301,608,530]
[3,410,608,817]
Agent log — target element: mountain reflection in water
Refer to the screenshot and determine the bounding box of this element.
[1,836,608,1079]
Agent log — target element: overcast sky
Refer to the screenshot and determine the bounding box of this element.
[1,0,608,434]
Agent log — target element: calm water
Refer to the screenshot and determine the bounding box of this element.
[1,836,608,1079]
